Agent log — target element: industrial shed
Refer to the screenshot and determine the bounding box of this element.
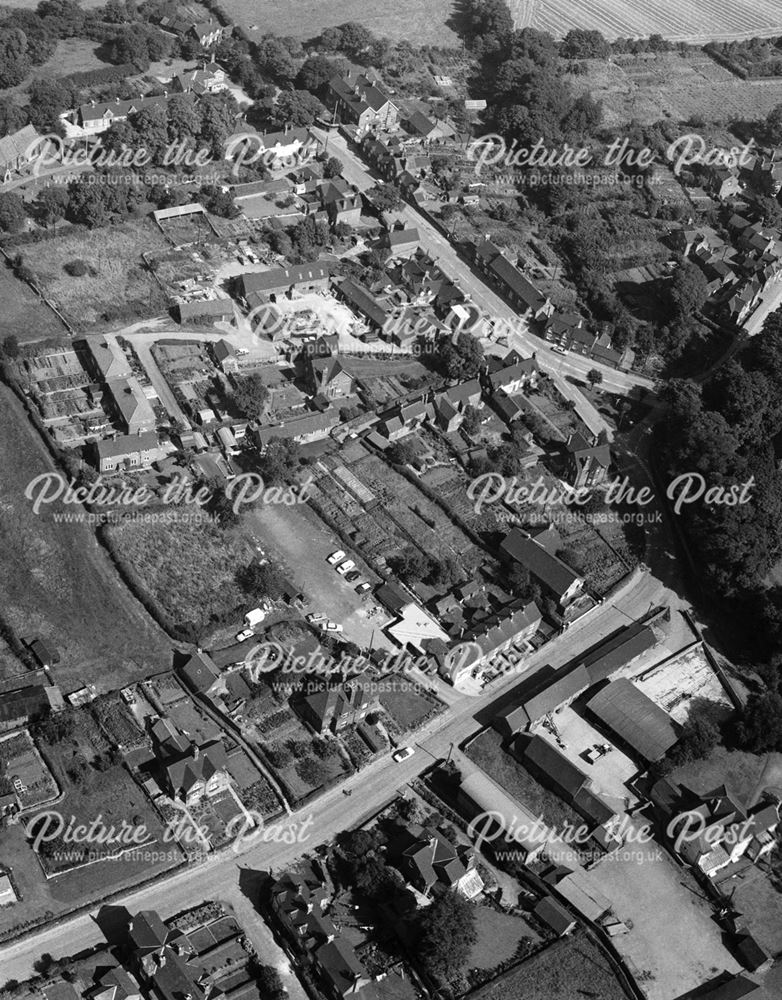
[586,678,679,763]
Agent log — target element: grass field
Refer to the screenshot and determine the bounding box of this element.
[104,515,251,639]
[219,0,460,44]
[0,264,68,344]
[17,221,170,331]
[473,931,626,1000]
[519,0,782,42]
[569,52,782,126]
[0,381,172,693]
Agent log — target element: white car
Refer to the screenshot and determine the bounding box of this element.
[326,550,346,565]
[355,582,371,594]
[235,628,255,642]
[552,345,568,355]
[321,621,343,632]
[392,746,415,763]
[306,612,327,623]
[335,560,356,575]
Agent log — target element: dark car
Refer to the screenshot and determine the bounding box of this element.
[345,570,361,583]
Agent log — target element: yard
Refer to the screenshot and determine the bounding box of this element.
[218,0,460,45]
[0,382,171,693]
[15,222,170,330]
[471,931,626,1000]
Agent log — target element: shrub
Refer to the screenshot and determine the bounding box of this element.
[64,259,88,276]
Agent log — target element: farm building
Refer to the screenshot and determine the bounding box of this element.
[496,664,591,735]
[457,767,547,864]
[586,679,679,763]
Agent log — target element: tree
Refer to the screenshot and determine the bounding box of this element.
[295,756,327,785]
[260,439,301,484]
[0,192,26,233]
[269,90,325,128]
[767,103,782,145]
[0,98,29,136]
[388,440,417,466]
[66,179,107,228]
[461,404,481,437]
[664,704,721,768]
[736,690,782,753]
[0,29,31,88]
[323,156,343,179]
[370,182,402,212]
[297,54,343,94]
[586,368,603,388]
[253,965,285,1000]
[415,889,477,978]
[198,185,239,218]
[334,21,374,60]
[35,186,69,229]
[232,374,269,418]
[668,261,709,319]
[36,0,86,38]
[560,28,610,59]
[2,335,20,359]
[388,546,430,583]
[437,331,484,380]
[166,94,202,145]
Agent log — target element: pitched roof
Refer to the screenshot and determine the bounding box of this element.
[533,895,576,935]
[500,527,582,599]
[179,650,220,692]
[165,742,228,796]
[95,431,160,460]
[241,263,331,297]
[519,734,587,799]
[337,277,389,327]
[0,124,40,167]
[586,679,679,762]
[581,622,657,684]
[0,684,64,724]
[521,665,591,725]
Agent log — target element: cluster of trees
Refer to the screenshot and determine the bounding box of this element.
[428,331,484,381]
[658,310,782,661]
[232,373,269,418]
[388,545,464,589]
[265,215,331,263]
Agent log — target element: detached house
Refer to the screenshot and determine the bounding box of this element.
[0,124,42,182]
[163,742,231,805]
[565,431,611,489]
[329,72,399,136]
[297,674,378,734]
[399,824,483,898]
[309,355,355,399]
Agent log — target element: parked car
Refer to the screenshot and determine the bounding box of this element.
[393,746,415,762]
[344,570,361,583]
[326,550,346,565]
[235,628,255,642]
[321,621,343,632]
[356,582,371,594]
[336,560,356,575]
[306,612,327,623]
[552,345,568,355]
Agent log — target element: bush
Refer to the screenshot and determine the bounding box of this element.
[64,259,88,276]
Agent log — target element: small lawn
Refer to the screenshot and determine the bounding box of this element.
[474,930,626,1000]
[464,905,540,972]
[379,680,444,733]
